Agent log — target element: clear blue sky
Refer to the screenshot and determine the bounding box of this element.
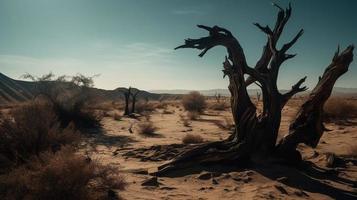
[0,0,356,90]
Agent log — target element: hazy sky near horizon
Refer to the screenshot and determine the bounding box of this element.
[0,0,356,90]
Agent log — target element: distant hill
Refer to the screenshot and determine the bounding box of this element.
[151,87,357,97]
[1,72,356,105]
[0,73,176,105]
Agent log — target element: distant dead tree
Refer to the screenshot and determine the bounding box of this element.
[155,3,354,176]
[130,89,141,114]
[123,87,132,116]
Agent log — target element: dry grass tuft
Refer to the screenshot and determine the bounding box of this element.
[0,147,126,200]
[182,134,204,144]
[137,120,157,136]
[187,111,200,120]
[182,91,206,113]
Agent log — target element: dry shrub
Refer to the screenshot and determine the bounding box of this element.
[324,98,357,120]
[213,116,234,130]
[0,102,79,172]
[22,73,102,129]
[54,99,102,129]
[137,120,157,136]
[180,114,191,127]
[209,101,229,111]
[0,147,126,200]
[182,91,206,113]
[187,111,200,120]
[135,102,156,114]
[182,134,204,144]
[155,101,168,109]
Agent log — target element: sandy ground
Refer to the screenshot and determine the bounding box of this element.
[81,99,357,200]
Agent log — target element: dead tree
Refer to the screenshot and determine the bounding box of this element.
[130,89,141,114]
[155,4,354,176]
[123,87,132,116]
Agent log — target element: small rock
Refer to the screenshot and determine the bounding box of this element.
[232,177,242,182]
[275,185,288,194]
[243,177,252,183]
[294,190,309,197]
[212,179,219,185]
[107,189,117,199]
[197,172,212,180]
[160,186,176,190]
[141,176,159,187]
[325,153,336,167]
[222,173,231,179]
[245,171,254,176]
[224,188,230,192]
[199,187,205,191]
[276,177,288,183]
[311,151,319,158]
[133,169,149,175]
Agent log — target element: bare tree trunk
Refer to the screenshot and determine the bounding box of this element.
[130,89,140,114]
[154,3,354,176]
[123,87,132,116]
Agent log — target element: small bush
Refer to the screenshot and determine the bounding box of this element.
[137,120,157,136]
[0,147,126,200]
[187,111,200,120]
[162,109,174,114]
[213,116,234,130]
[0,102,79,172]
[182,134,204,144]
[182,91,206,113]
[22,73,102,129]
[324,98,357,120]
[209,101,229,111]
[54,100,102,129]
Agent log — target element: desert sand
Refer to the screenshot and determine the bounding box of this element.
[80,99,357,200]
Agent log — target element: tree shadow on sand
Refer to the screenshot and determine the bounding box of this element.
[84,127,137,150]
[254,161,357,200]
[155,154,357,200]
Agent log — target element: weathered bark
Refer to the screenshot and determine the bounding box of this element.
[130,89,140,113]
[123,87,132,116]
[154,4,354,176]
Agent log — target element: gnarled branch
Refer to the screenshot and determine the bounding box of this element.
[277,45,354,154]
